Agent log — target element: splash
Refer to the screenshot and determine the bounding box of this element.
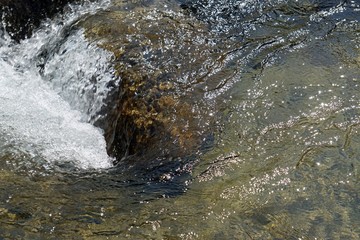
[0,0,117,169]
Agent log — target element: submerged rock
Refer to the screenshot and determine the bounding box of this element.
[0,0,78,41]
[79,0,222,164]
[81,0,349,165]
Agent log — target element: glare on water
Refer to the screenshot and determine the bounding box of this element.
[0,0,359,239]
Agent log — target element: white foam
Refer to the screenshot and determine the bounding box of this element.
[0,0,115,169]
[42,29,118,123]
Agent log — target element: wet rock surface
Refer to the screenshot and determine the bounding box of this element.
[0,0,78,41]
[79,0,349,164]
[80,0,221,164]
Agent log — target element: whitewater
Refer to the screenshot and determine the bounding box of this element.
[0,0,117,169]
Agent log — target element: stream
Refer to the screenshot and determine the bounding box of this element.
[0,0,360,239]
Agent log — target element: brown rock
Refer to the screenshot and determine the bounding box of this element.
[79,0,221,163]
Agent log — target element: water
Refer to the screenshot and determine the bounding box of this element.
[0,0,360,239]
[0,0,115,170]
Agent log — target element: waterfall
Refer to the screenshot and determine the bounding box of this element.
[0,0,118,170]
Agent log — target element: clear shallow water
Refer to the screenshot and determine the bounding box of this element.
[0,0,360,239]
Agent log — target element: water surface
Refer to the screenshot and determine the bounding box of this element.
[0,0,360,239]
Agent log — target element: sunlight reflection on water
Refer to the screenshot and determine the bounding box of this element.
[0,0,360,239]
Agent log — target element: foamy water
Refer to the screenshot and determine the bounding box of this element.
[0,0,117,169]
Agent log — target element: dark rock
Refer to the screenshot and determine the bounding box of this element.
[0,0,78,41]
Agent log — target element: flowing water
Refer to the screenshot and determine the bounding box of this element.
[0,0,115,170]
[0,0,360,239]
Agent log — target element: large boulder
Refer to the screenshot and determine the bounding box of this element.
[79,0,224,164]
[0,0,78,41]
